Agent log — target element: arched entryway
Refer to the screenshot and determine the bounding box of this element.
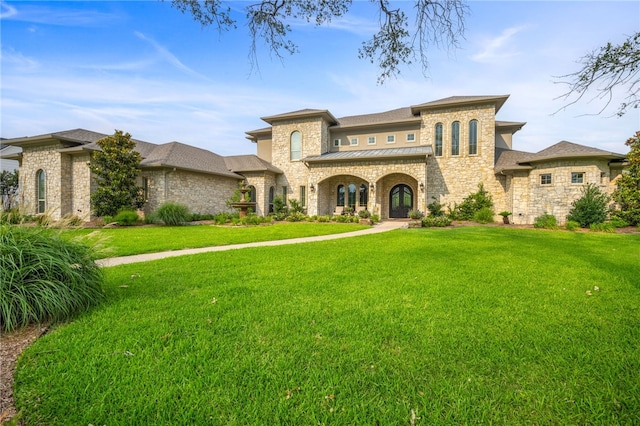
[389,184,413,218]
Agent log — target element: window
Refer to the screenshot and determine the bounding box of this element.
[451,121,460,156]
[571,172,584,184]
[142,177,149,201]
[540,174,552,185]
[348,184,357,207]
[337,184,345,206]
[282,186,287,203]
[469,119,478,155]
[387,135,395,144]
[333,138,341,147]
[359,184,368,207]
[268,186,275,213]
[368,136,376,145]
[350,138,358,146]
[406,133,415,142]
[247,185,256,203]
[36,169,46,214]
[435,123,443,156]
[290,131,302,160]
[299,186,306,207]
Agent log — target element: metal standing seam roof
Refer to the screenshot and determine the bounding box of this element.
[303,146,433,163]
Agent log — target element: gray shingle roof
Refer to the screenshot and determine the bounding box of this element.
[261,109,337,125]
[334,107,419,128]
[224,155,283,174]
[411,95,510,114]
[140,141,242,179]
[494,148,534,173]
[304,146,432,163]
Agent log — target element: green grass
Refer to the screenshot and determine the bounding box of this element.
[15,227,640,425]
[65,222,368,257]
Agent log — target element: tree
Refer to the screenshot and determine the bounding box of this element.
[170,0,468,83]
[567,183,610,228]
[0,170,19,211]
[556,32,640,116]
[612,131,640,225]
[89,130,145,217]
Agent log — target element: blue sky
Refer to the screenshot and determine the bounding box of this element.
[1,0,638,156]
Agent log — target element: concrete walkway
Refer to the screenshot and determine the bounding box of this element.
[96,220,408,267]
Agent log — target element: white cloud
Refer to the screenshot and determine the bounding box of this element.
[471,26,527,62]
[1,1,123,27]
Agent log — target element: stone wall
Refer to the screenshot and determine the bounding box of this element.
[511,159,613,224]
[18,143,64,219]
[71,154,92,221]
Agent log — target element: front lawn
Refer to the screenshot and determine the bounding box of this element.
[15,227,640,425]
[66,222,369,257]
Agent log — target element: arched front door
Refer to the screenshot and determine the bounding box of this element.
[389,184,413,218]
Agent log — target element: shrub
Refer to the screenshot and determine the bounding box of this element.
[317,215,331,222]
[288,199,305,214]
[422,215,452,227]
[0,225,105,332]
[473,207,495,224]
[609,216,629,228]
[102,215,114,226]
[565,220,581,231]
[450,183,494,220]
[590,222,615,233]
[427,199,445,217]
[534,213,558,229]
[272,196,288,218]
[567,183,610,227]
[358,209,371,219]
[370,214,380,224]
[286,212,307,222]
[409,209,424,219]
[1,208,23,225]
[154,202,190,226]
[35,212,53,227]
[189,213,215,222]
[113,209,139,226]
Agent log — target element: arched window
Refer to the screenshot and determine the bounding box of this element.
[359,184,368,207]
[451,121,460,156]
[290,131,302,161]
[469,119,478,155]
[36,169,46,214]
[337,184,345,206]
[435,123,443,156]
[268,186,275,213]
[247,185,256,203]
[348,184,357,208]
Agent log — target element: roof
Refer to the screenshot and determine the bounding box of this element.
[261,109,338,125]
[140,141,242,179]
[224,155,283,174]
[304,146,432,163]
[495,121,527,134]
[411,95,510,114]
[495,141,626,174]
[333,107,420,129]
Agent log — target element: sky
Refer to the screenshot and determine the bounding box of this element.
[1,0,639,157]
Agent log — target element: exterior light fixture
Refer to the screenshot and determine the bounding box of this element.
[310,183,315,192]
[419,182,425,191]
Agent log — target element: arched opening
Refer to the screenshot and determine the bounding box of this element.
[389,184,413,218]
[36,169,46,214]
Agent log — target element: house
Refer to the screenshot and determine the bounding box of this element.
[3,95,627,224]
[1,143,20,172]
[245,95,626,224]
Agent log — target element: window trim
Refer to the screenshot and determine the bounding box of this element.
[386,134,396,144]
[406,133,416,142]
[299,185,306,207]
[350,137,358,146]
[540,173,552,185]
[368,136,376,145]
[36,169,46,214]
[333,138,341,147]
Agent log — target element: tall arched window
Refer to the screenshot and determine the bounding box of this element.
[348,184,357,208]
[247,185,256,203]
[337,184,345,206]
[268,186,275,213]
[469,119,478,155]
[451,121,460,156]
[435,123,443,157]
[290,131,302,161]
[359,184,368,207]
[36,169,46,214]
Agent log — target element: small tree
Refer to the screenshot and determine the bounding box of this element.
[567,183,610,227]
[90,130,144,217]
[0,170,19,211]
[450,183,493,220]
[612,131,640,225]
